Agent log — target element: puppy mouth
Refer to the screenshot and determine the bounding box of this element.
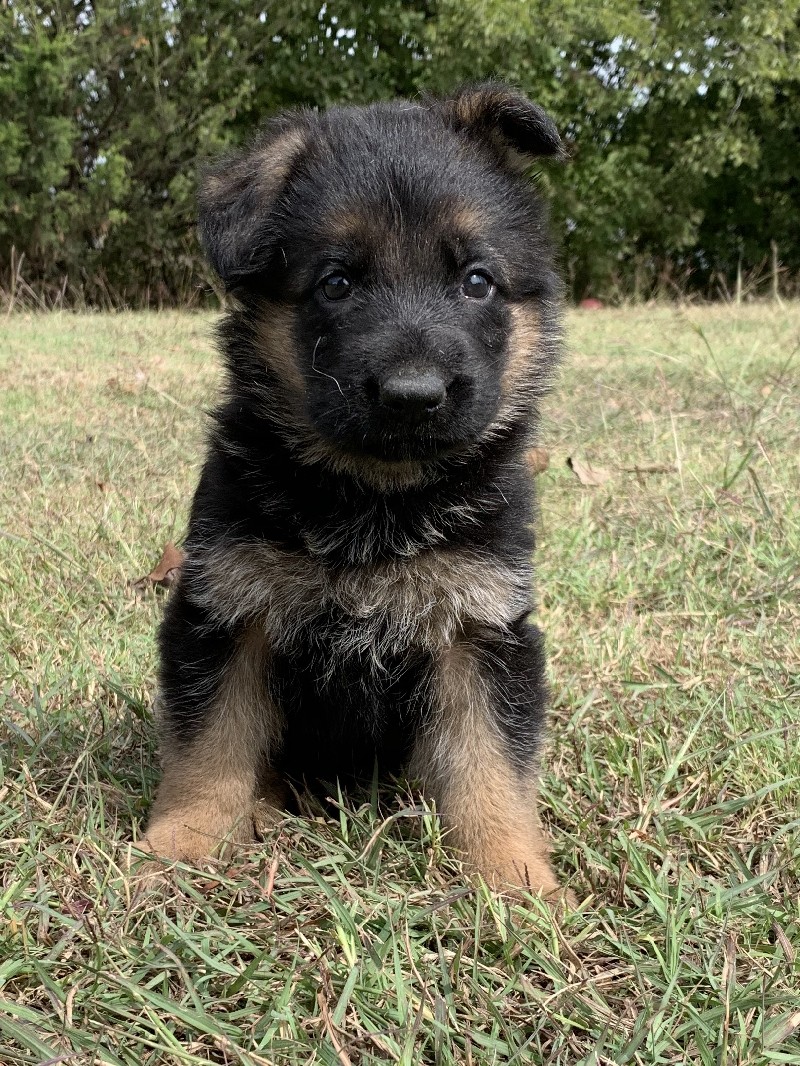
[361,429,464,462]
[340,414,483,463]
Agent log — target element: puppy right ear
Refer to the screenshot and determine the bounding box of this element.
[198,113,312,288]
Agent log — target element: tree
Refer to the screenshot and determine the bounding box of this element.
[1,0,798,304]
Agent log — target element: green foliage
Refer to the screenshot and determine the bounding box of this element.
[422,0,800,298]
[1,0,798,304]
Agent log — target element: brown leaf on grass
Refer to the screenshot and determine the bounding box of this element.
[566,457,611,486]
[65,897,94,919]
[132,543,185,593]
[717,490,743,505]
[525,447,550,475]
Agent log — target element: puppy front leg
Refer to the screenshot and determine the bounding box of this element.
[412,622,562,897]
[144,587,282,863]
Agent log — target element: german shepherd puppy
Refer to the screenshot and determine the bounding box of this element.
[144,83,567,897]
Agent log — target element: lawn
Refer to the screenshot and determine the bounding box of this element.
[0,304,798,1065]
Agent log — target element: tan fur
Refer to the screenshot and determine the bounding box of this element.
[188,542,530,665]
[203,128,307,209]
[253,128,307,198]
[445,88,490,128]
[321,206,413,279]
[294,434,431,491]
[411,641,560,895]
[502,303,539,399]
[324,208,389,246]
[144,628,282,862]
[448,202,484,239]
[479,300,557,446]
[255,304,305,396]
[443,86,543,174]
[325,200,484,264]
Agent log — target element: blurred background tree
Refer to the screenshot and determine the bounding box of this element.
[1,0,797,305]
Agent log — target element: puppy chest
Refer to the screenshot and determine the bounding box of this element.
[195,542,531,656]
[270,634,430,780]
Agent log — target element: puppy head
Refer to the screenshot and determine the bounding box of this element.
[200,83,563,468]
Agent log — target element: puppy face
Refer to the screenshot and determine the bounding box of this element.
[200,85,563,464]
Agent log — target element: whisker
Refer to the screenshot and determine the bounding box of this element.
[311,336,347,401]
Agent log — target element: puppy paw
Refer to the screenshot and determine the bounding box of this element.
[140,810,254,865]
[469,851,576,907]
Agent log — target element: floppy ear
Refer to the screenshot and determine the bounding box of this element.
[437,82,564,166]
[198,113,312,287]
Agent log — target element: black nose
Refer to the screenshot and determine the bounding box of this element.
[379,370,446,419]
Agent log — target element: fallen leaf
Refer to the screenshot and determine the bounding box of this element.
[132,543,185,593]
[578,297,604,310]
[567,457,611,486]
[65,898,93,919]
[525,447,550,475]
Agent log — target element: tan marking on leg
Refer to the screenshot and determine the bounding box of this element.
[411,641,561,896]
[145,628,283,863]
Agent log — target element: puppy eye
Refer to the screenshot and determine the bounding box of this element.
[461,271,493,299]
[320,273,352,301]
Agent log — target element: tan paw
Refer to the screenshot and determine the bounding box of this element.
[469,850,576,906]
[142,811,254,864]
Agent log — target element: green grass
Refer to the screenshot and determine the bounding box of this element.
[1,304,798,1065]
